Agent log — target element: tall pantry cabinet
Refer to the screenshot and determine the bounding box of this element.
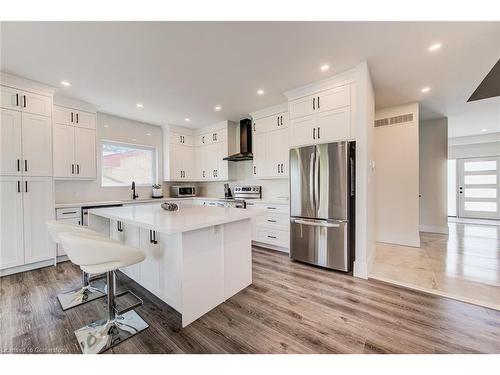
[0,74,56,275]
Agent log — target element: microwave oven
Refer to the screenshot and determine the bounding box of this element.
[170,185,197,197]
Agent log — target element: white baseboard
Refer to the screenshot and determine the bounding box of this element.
[252,240,289,254]
[419,225,449,234]
[0,255,69,277]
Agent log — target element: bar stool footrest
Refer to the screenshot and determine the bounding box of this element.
[113,290,143,316]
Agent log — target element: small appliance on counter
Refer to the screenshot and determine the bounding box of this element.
[224,183,233,199]
[152,184,164,198]
[170,185,197,198]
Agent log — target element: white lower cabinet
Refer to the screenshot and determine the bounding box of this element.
[0,176,25,269]
[139,228,161,292]
[0,176,55,271]
[246,201,290,252]
[55,207,82,256]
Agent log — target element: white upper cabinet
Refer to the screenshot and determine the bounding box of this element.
[289,85,350,119]
[52,105,96,179]
[1,85,52,117]
[1,109,52,177]
[0,109,23,176]
[74,127,96,178]
[170,132,194,147]
[250,104,290,179]
[286,81,353,147]
[53,105,96,130]
[21,112,53,177]
[164,127,195,181]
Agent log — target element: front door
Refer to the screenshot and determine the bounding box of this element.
[457,157,500,219]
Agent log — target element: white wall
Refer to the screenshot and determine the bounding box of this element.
[54,112,164,204]
[353,61,376,279]
[419,118,448,234]
[375,103,420,248]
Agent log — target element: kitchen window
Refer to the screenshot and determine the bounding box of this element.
[101,141,157,187]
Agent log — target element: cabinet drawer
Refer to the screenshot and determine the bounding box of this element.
[254,202,289,214]
[56,207,81,219]
[255,228,289,247]
[257,213,289,230]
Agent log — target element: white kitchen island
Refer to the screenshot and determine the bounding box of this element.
[88,204,260,327]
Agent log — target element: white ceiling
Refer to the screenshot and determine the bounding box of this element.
[1,22,499,136]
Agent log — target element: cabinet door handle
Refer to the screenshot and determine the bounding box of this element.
[77,164,80,174]
[317,127,320,139]
[71,112,74,123]
[253,123,256,132]
[277,116,279,126]
[76,113,79,124]
[17,180,20,193]
[267,235,277,239]
[24,159,28,172]
[23,95,27,108]
[313,128,316,139]
[277,164,280,173]
[313,97,315,110]
[149,230,153,243]
[267,219,277,223]
[280,116,283,126]
[317,96,320,109]
[15,93,19,107]
[202,136,204,144]
[17,159,20,171]
[266,207,277,210]
[72,164,74,174]
[25,181,28,193]
[153,231,158,244]
[253,166,256,175]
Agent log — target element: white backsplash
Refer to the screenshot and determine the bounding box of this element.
[197,160,289,199]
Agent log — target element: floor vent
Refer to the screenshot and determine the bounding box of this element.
[375,113,414,127]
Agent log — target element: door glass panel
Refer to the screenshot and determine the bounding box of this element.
[463,160,497,172]
[464,174,497,185]
[464,201,497,212]
[464,188,497,198]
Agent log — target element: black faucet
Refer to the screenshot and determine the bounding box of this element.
[131,181,138,200]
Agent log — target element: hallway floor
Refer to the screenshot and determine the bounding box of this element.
[370,222,500,311]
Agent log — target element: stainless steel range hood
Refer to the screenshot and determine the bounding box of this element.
[223,118,253,161]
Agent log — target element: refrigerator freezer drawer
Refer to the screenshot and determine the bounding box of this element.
[290,218,349,271]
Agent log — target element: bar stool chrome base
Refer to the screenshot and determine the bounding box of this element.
[57,285,105,310]
[57,272,106,310]
[75,310,148,354]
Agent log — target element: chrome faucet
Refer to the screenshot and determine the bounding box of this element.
[131,181,138,200]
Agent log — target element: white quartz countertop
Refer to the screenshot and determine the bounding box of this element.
[88,204,261,235]
[55,196,289,209]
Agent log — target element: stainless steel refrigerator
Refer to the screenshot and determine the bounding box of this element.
[289,141,355,272]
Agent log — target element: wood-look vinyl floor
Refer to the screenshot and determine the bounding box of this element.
[1,247,500,354]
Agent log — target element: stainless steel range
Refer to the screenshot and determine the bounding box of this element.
[215,185,261,208]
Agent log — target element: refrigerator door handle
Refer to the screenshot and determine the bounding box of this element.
[309,151,316,212]
[315,147,320,210]
[293,219,340,228]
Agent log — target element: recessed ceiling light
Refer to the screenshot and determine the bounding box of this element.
[146,132,151,136]
[320,64,330,71]
[257,89,265,96]
[136,103,144,108]
[428,43,442,52]
[61,80,71,87]
[185,118,190,122]
[132,138,137,142]
[214,105,221,111]
[421,87,431,93]
[103,125,109,128]
[481,128,487,132]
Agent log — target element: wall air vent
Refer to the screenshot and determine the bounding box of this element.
[375,113,414,127]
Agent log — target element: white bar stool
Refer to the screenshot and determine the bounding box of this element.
[46,221,109,310]
[59,231,148,354]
